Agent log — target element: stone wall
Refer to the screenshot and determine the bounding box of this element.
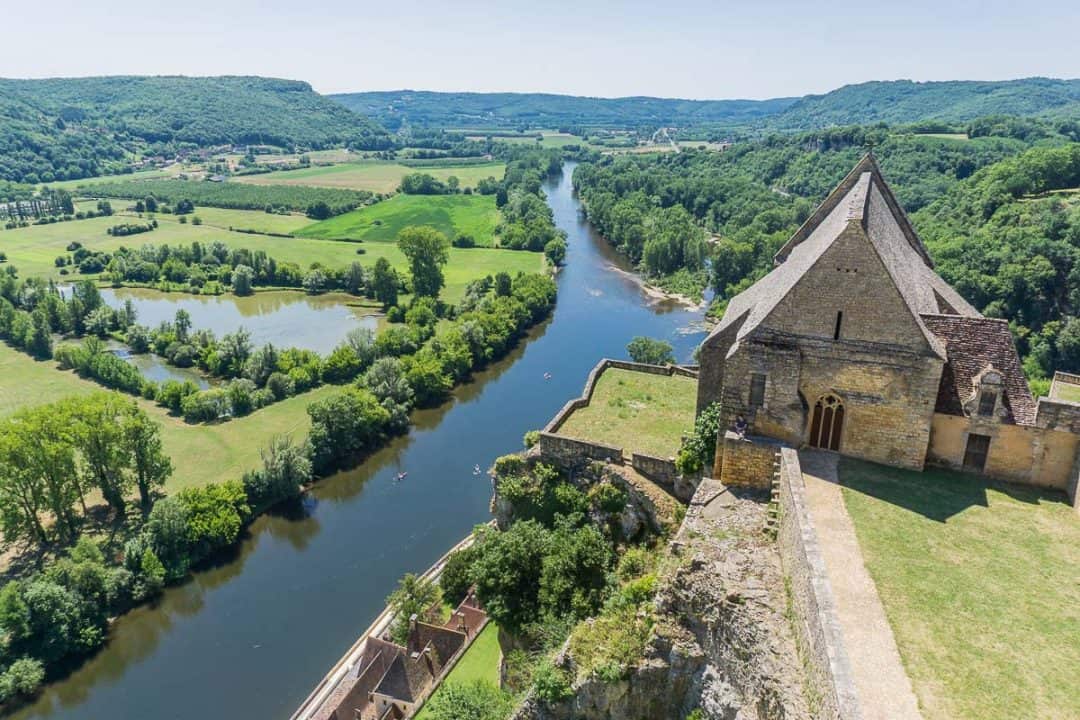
[776,448,862,720]
[927,413,1080,504]
[717,432,785,489]
[537,432,623,469]
[631,452,677,487]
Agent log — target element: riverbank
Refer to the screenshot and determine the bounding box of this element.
[605,263,708,309]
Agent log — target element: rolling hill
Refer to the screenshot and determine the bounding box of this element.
[332,78,1080,133]
[0,76,393,184]
[328,90,799,130]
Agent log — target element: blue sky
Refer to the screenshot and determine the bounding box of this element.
[5,0,1078,99]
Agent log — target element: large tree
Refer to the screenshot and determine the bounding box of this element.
[397,226,450,298]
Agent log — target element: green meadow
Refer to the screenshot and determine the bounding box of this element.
[0,207,542,304]
[297,194,501,245]
[232,161,505,193]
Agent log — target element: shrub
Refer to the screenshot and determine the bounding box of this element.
[523,429,541,448]
[626,336,675,365]
[532,659,573,704]
[0,657,45,701]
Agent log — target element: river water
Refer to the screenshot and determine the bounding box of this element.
[12,164,708,720]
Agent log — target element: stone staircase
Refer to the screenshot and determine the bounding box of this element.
[764,451,782,538]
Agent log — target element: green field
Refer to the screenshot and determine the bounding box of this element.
[232,161,505,193]
[0,208,543,304]
[840,459,1080,720]
[558,368,698,458]
[151,206,315,234]
[414,622,501,720]
[0,342,333,493]
[41,167,177,191]
[297,193,501,245]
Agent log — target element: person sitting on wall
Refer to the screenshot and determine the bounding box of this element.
[734,414,748,439]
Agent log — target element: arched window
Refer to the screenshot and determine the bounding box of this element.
[808,394,844,451]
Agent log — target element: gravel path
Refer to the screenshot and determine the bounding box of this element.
[800,450,923,720]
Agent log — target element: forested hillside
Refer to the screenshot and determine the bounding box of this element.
[771,78,1080,130]
[329,90,799,130]
[0,76,392,184]
[572,120,1080,381]
[332,78,1080,133]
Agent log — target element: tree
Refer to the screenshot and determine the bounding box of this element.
[344,261,364,295]
[370,257,398,309]
[423,680,512,720]
[174,309,192,343]
[386,573,441,644]
[307,387,393,474]
[469,521,550,633]
[145,496,192,581]
[71,394,133,515]
[440,546,476,605]
[123,406,172,511]
[626,336,675,365]
[243,435,312,509]
[397,226,450,298]
[232,264,254,296]
[544,237,567,266]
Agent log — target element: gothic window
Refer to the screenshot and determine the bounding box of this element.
[977,390,996,417]
[809,394,844,451]
[749,373,766,408]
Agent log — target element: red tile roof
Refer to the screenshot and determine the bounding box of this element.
[921,314,1036,425]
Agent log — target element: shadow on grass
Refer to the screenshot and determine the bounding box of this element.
[839,458,1070,522]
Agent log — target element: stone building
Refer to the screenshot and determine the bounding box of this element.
[698,154,1080,504]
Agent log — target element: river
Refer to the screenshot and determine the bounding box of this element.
[11,163,708,720]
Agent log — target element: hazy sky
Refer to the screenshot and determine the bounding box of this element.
[5,1,1078,99]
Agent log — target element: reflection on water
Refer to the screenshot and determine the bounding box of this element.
[12,164,709,720]
[105,341,211,389]
[99,289,380,355]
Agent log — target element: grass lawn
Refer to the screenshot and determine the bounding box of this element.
[839,458,1080,720]
[296,194,501,246]
[1050,378,1080,403]
[0,209,543,305]
[557,368,697,458]
[0,342,335,493]
[414,622,501,720]
[232,161,505,193]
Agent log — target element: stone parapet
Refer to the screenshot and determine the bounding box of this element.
[717,432,786,489]
[776,448,862,720]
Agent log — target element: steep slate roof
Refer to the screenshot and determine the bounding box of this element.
[705,153,979,356]
[921,314,1037,425]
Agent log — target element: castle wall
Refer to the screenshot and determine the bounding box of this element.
[927,413,1080,494]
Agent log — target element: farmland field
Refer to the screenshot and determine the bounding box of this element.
[0,209,543,304]
[297,193,501,245]
[232,161,505,193]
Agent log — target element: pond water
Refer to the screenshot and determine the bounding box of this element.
[99,289,381,356]
[12,164,708,720]
[104,341,211,390]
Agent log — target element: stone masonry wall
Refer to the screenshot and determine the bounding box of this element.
[718,432,783,489]
[776,448,862,720]
[537,432,623,469]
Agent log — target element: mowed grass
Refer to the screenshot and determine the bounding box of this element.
[557,368,697,458]
[232,161,505,193]
[0,209,543,305]
[149,206,315,235]
[0,342,334,493]
[414,622,501,720]
[297,194,501,246]
[1050,381,1080,403]
[839,459,1080,720]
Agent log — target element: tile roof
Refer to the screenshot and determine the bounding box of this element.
[921,314,1037,425]
[705,153,979,356]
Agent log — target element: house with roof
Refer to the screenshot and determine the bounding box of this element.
[698,154,1080,504]
[314,591,488,720]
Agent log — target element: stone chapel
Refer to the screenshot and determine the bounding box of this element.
[697,153,1080,504]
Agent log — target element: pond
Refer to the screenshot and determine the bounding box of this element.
[98,288,381,356]
[11,163,708,720]
[104,341,212,390]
